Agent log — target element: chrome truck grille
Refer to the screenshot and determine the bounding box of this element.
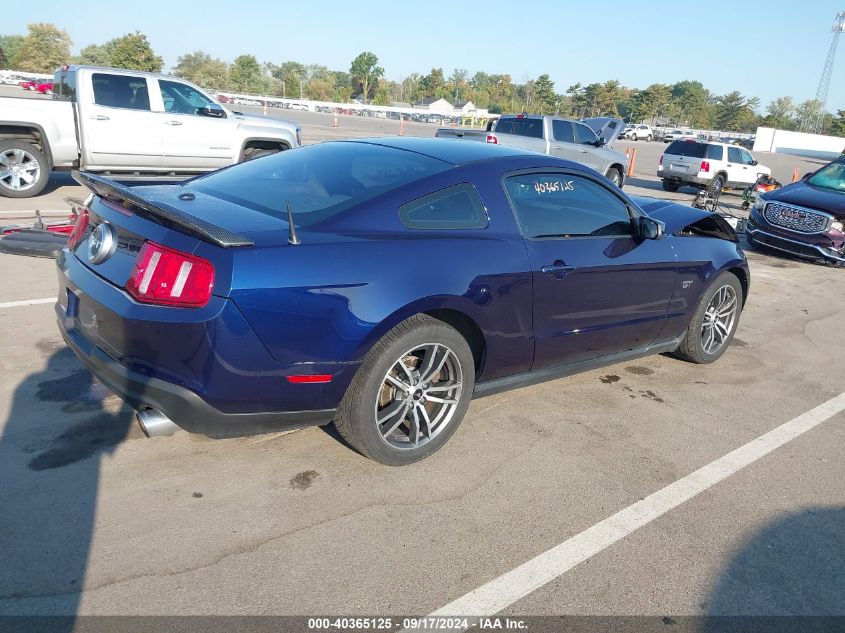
[763,203,830,234]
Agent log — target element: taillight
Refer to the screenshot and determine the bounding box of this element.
[700,160,710,173]
[486,134,498,144]
[126,241,214,308]
[67,207,90,250]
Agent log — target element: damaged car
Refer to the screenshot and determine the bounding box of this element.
[747,156,845,266]
[56,138,748,465]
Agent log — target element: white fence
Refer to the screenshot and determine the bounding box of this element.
[753,126,845,160]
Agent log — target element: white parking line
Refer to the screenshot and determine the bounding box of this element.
[424,392,845,627]
[0,298,55,309]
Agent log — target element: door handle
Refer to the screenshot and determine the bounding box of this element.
[164,120,183,126]
[541,260,574,279]
[553,145,561,150]
[89,115,110,121]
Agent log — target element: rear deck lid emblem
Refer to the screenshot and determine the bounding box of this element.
[88,222,117,264]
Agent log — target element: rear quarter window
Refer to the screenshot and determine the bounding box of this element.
[399,184,488,230]
[707,144,724,160]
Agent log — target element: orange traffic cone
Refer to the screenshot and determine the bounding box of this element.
[625,147,631,160]
[332,111,339,128]
[627,148,637,177]
[399,117,405,136]
[792,167,799,182]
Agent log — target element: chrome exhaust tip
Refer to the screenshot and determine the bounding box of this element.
[136,409,180,438]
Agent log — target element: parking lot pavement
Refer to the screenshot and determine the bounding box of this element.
[0,244,842,618]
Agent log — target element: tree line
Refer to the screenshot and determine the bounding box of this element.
[2,22,844,136]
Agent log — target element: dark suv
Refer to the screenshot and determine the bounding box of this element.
[746,157,845,265]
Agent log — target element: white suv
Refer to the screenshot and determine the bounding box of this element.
[626,124,653,141]
[657,139,771,193]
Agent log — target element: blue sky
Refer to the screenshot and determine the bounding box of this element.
[7,0,845,112]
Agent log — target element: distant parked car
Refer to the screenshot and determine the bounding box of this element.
[289,103,308,111]
[618,124,635,139]
[626,124,653,141]
[747,156,845,266]
[20,81,35,90]
[35,82,53,95]
[658,140,771,194]
[663,129,696,143]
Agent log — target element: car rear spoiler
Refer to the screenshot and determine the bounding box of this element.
[72,171,254,248]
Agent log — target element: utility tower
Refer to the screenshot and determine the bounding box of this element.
[803,11,845,134]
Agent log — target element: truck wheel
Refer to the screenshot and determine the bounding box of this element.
[0,141,49,198]
[662,179,680,192]
[334,314,475,465]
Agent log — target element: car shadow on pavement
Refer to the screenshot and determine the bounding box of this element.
[704,507,845,628]
[0,346,135,626]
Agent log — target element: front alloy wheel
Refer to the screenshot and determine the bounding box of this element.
[700,285,738,355]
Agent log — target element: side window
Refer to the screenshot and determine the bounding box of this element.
[727,147,743,163]
[504,173,633,238]
[574,124,597,146]
[399,184,488,230]
[706,144,724,160]
[552,120,574,143]
[740,149,755,165]
[159,80,214,115]
[92,73,150,111]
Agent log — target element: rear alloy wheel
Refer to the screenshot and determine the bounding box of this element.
[0,141,49,198]
[606,167,623,187]
[709,174,726,196]
[334,314,475,465]
[675,272,743,364]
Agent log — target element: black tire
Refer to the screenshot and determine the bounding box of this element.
[709,174,726,196]
[334,314,475,465]
[661,179,680,192]
[606,166,623,188]
[674,272,743,364]
[646,134,653,142]
[0,140,50,198]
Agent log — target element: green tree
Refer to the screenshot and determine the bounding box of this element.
[349,51,383,104]
[229,54,265,93]
[419,67,445,98]
[763,96,796,130]
[174,51,229,90]
[76,41,117,66]
[713,91,759,130]
[533,74,557,114]
[827,110,845,137]
[267,61,307,98]
[795,99,824,132]
[15,23,72,73]
[0,35,25,68]
[671,80,710,127]
[108,32,162,72]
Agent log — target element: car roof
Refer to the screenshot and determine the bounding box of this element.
[345,137,539,165]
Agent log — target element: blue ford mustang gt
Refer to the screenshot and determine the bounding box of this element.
[56,138,748,465]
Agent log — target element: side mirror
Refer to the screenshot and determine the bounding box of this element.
[639,216,665,240]
[750,160,758,166]
[595,137,607,147]
[200,103,226,118]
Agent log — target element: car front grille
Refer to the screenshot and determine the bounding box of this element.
[763,202,830,234]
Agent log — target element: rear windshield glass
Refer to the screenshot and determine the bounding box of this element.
[495,117,544,139]
[185,142,450,227]
[665,141,708,158]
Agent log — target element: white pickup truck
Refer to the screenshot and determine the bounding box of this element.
[0,65,301,198]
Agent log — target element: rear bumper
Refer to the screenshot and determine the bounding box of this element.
[58,304,336,438]
[657,168,709,185]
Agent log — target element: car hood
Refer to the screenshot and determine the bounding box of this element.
[582,117,625,147]
[763,180,845,216]
[631,196,738,241]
